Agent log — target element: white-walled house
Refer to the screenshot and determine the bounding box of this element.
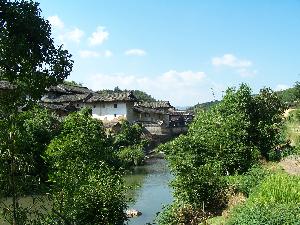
[84,91,137,122]
[41,84,137,122]
[40,83,193,127]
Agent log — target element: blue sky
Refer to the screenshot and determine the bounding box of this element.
[38,0,300,106]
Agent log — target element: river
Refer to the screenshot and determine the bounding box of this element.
[0,158,173,225]
[125,157,173,225]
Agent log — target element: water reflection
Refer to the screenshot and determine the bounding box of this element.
[125,158,173,225]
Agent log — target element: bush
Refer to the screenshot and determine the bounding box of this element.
[226,173,300,225]
[45,109,126,225]
[45,164,126,225]
[226,203,300,225]
[113,120,143,149]
[117,144,145,167]
[156,203,211,225]
[228,165,271,197]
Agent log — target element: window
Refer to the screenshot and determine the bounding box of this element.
[114,114,117,117]
[93,105,96,108]
[77,104,79,107]
[114,103,118,108]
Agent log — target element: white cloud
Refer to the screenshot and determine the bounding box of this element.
[86,70,210,105]
[275,84,290,91]
[104,50,113,58]
[79,50,100,58]
[237,68,257,77]
[78,50,113,58]
[212,54,256,77]
[212,54,252,68]
[88,26,109,46]
[47,15,64,30]
[59,27,84,44]
[125,49,147,56]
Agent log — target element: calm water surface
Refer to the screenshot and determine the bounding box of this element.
[125,158,173,225]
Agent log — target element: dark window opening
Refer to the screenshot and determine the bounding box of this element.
[114,114,117,117]
[114,104,118,108]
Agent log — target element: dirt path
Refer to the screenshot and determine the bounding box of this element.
[279,155,300,175]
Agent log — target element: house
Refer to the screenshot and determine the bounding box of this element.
[40,83,194,129]
[41,84,92,116]
[41,84,138,122]
[133,101,174,126]
[84,91,137,122]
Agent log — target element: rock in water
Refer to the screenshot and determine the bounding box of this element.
[126,209,142,218]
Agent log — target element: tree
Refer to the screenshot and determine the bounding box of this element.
[0,1,73,224]
[45,109,126,224]
[158,84,286,222]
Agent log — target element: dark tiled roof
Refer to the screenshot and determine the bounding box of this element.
[133,106,166,115]
[46,84,92,94]
[0,80,15,90]
[40,103,78,112]
[168,110,194,116]
[86,91,137,103]
[135,101,173,109]
[42,93,92,103]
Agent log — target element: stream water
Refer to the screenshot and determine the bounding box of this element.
[125,157,173,225]
[0,158,173,225]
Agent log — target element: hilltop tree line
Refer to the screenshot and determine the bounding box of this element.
[191,81,300,112]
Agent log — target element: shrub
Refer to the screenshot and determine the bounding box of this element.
[226,203,300,225]
[226,173,300,225]
[117,144,145,167]
[113,120,143,149]
[156,203,211,225]
[45,109,126,225]
[228,165,271,197]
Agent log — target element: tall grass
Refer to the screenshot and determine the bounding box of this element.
[225,172,300,225]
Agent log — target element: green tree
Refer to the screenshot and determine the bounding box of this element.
[45,109,126,225]
[0,107,60,193]
[113,120,143,149]
[0,1,73,224]
[158,84,286,223]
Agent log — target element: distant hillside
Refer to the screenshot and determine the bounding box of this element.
[188,100,220,112]
[97,87,156,102]
[276,87,298,104]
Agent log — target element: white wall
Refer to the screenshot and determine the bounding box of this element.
[84,102,127,121]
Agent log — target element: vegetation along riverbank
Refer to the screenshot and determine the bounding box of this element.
[156,83,300,225]
[0,0,300,224]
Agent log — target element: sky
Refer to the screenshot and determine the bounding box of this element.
[37,0,300,106]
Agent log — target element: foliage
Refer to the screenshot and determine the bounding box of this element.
[45,108,126,224]
[158,84,286,223]
[0,0,73,111]
[113,120,143,148]
[117,144,145,168]
[46,108,116,169]
[226,173,300,225]
[112,120,147,167]
[227,165,271,197]
[132,90,156,102]
[97,88,156,102]
[63,80,83,87]
[156,203,211,225]
[0,1,73,223]
[44,165,126,225]
[188,100,220,112]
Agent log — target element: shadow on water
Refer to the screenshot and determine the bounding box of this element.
[125,157,173,225]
